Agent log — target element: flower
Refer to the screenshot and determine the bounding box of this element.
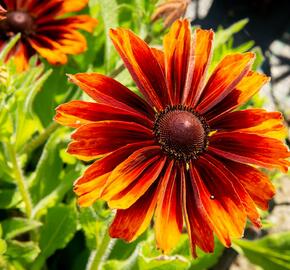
[55,19,290,257]
[151,0,191,27]
[0,0,97,71]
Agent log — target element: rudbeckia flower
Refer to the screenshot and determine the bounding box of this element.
[55,20,290,256]
[0,0,97,71]
[152,0,191,27]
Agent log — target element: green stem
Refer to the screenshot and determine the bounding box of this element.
[87,232,115,270]
[20,122,59,156]
[6,141,32,218]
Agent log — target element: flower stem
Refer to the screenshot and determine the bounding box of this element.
[20,121,59,156]
[6,141,32,218]
[86,231,115,270]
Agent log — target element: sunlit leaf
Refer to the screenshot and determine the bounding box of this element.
[1,218,42,240]
[234,232,290,270]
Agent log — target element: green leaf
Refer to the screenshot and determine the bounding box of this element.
[79,201,112,250]
[78,207,98,250]
[0,240,6,256]
[234,232,290,270]
[189,242,224,270]
[252,46,265,70]
[214,19,249,48]
[0,34,21,62]
[36,205,77,262]
[109,233,148,261]
[0,187,21,209]
[138,238,191,270]
[1,218,42,240]
[93,0,119,72]
[103,248,139,270]
[0,225,7,256]
[5,240,40,264]
[29,128,67,204]
[170,234,224,270]
[32,165,81,219]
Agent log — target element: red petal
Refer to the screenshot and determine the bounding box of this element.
[10,41,29,72]
[74,141,154,206]
[68,121,153,159]
[204,71,269,120]
[181,166,214,257]
[29,0,63,17]
[203,154,261,228]
[109,28,168,110]
[215,157,275,210]
[209,131,290,172]
[192,157,247,247]
[209,109,286,138]
[59,0,88,14]
[2,0,15,9]
[36,28,87,55]
[68,73,154,118]
[101,146,165,209]
[155,161,183,254]
[151,47,165,72]
[37,15,97,32]
[55,100,153,128]
[109,183,159,242]
[184,28,214,106]
[196,53,255,114]
[163,19,191,104]
[28,35,68,65]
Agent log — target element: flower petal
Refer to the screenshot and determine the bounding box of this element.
[209,131,290,172]
[192,157,247,247]
[181,166,214,257]
[109,183,159,242]
[68,73,154,118]
[196,52,255,114]
[155,161,183,254]
[28,35,68,65]
[37,15,97,32]
[184,28,214,106]
[151,47,165,72]
[203,154,261,228]
[101,146,165,209]
[11,41,29,72]
[60,0,89,14]
[205,71,269,120]
[29,0,63,17]
[55,100,153,128]
[216,157,275,210]
[68,121,153,159]
[163,19,191,104]
[210,109,287,139]
[74,141,154,206]
[109,28,168,109]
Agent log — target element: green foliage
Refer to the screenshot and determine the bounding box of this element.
[235,232,290,270]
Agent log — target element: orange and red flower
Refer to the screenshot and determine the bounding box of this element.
[152,0,191,27]
[0,0,97,71]
[55,20,290,256]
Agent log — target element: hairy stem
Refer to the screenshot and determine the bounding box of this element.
[20,121,59,156]
[6,141,33,218]
[86,231,116,270]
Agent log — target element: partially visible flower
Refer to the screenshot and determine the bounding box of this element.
[0,5,5,20]
[152,0,191,27]
[55,20,290,257]
[0,0,97,71]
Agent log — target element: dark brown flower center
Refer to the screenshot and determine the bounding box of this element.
[6,11,34,34]
[154,105,210,161]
